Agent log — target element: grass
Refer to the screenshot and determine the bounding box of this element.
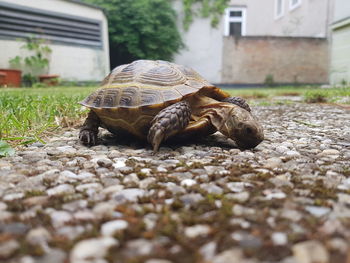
[0,85,349,147]
[0,86,96,146]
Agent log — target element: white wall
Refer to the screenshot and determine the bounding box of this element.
[333,0,350,22]
[172,0,224,84]
[229,0,330,37]
[330,0,350,85]
[0,0,110,81]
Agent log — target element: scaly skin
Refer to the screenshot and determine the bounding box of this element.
[79,110,100,146]
[147,101,191,152]
[222,97,251,112]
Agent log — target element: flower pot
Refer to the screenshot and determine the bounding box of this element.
[0,69,22,87]
[39,74,59,86]
[0,72,6,87]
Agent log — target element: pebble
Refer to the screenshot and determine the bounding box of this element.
[226,191,250,203]
[47,184,75,196]
[49,210,73,228]
[26,227,52,245]
[125,238,154,256]
[292,240,329,263]
[70,237,118,262]
[200,183,223,195]
[180,179,196,187]
[319,149,340,156]
[185,224,211,238]
[101,220,129,236]
[113,188,146,202]
[271,232,288,246]
[0,103,349,262]
[199,241,217,261]
[305,206,331,217]
[0,240,20,259]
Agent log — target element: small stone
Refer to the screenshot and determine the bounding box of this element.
[275,146,289,154]
[180,193,204,205]
[26,227,52,245]
[113,188,146,202]
[57,146,77,154]
[200,183,223,195]
[3,192,24,201]
[145,259,173,263]
[50,211,73,228]
[126,238,154,256]
[139,178,156,189]
[264,157,283,169]
[184,224,211,238]
[199,241,217,261]
[181,179,196,187]
[285,150,301,158]
[57,226,86,240]
[271,232,288,246]
[97,158,113,168]
[93,202,119,219]
[319,149,340,156]
[140,168,152,176]
[74,210,96,221]
[0,222,30,235]
[212,248,245,263]
[113,159,126,169]
[226,191,250,203]
[0,240,19,258]
[305,206,331,217]
[70,237,118,262]
[292,240,329,263]
[101,220,129,236]
[263,189,286,199]
[0,202,7,210]
[231,231,262,249]
[47,184,75,196]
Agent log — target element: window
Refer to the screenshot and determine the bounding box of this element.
[289,0,301,10]
[0,2,102,47]
[275,0,284,19]
[224,7,246,37]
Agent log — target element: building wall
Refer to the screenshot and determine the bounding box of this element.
[229,0,331,37]
[222,36,329,84]
[0,0,110,81]
[172,1,223,83]
[333,0,350,22]
[330,0,350,85]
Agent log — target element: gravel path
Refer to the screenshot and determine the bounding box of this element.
[0,102,349,263]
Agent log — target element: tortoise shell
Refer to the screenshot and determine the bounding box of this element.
[80,60,228,109]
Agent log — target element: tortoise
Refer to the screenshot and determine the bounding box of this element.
[79,60,264,151]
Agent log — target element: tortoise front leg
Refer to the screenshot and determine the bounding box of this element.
[148,101,191,152]
[79,110,101,146]
[222,97,251,112]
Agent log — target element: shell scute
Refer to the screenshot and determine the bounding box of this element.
[80,60,217,109]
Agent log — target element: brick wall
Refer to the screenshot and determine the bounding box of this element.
[222,36,329,84]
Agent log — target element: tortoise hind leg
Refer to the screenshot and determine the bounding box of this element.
[148,101,191,152]
[222,97,251,112]
[79,110,101,146]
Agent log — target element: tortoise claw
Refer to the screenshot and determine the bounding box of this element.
[79,129,98,146]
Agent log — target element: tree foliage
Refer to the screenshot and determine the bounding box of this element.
[84,0,183,66]
[182,0,230,30]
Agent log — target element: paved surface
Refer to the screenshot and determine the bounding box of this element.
[0,102,350,263]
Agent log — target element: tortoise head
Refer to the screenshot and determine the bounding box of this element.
[220,106,264,149]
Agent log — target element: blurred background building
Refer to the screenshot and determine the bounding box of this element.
[330,0,350,85]
[0,0,110,82]
[174,0,333,86]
